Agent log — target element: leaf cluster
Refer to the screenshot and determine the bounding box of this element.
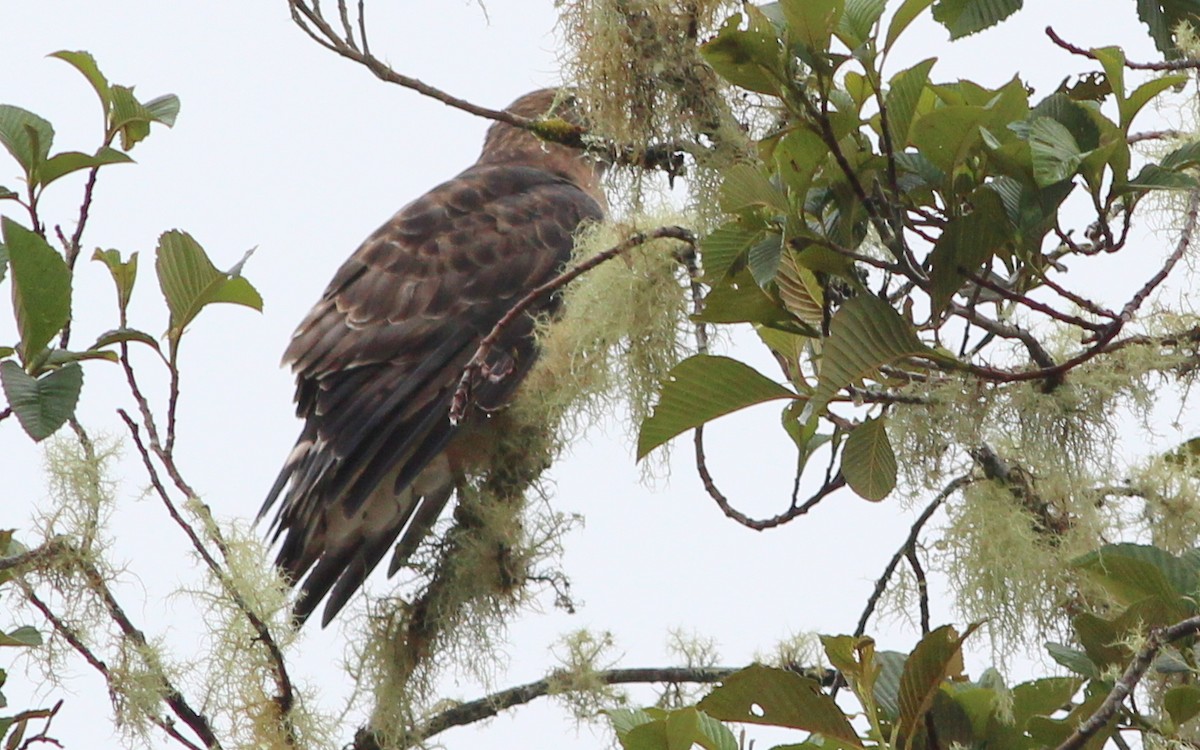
[0,52,262,443]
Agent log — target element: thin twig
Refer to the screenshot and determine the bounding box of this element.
[693,426,847,530]
[21,589,205,750]
[1055,615,1200,750]
[450,226,696,422]
[905,543,930,635]
[964,272,1108,331]
[853,475,972,638]
[1046,26,1200,71]
[117,410,297,720]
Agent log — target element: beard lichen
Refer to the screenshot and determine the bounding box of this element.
[885,334,1195,655]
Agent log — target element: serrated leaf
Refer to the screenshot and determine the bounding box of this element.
[2,217,71,363]
[0,361,82,442]
[143,94,180,128]
[0,106,53,179]
[1029,116,1083,186]
[692,710,738,750]
[696,272,813,333]
[886,58,937,146]
[773,127,828,203]
[0,187,17,200]
[1073,543,1199,604]
[155,231,262,346]
[1162,141,1200,171]
[720,163,789,214]
[811,294,934,416]
[0,626,41,648]
[776,250,824,325]
[897,624,979,743]
[699,664,863,748]
[49,50,111,112]
[748,233,783,286]
[638,355,797,458]
[929,188,1012,314]
[838,0,886,48]
[885,0,936,51]
[841,416,897,501]
[931,0,1022,39]
[1165,685,1200,726]
[1044,642,1097,678]
[1125,163,1200,191]
[701,224,760,282]
[37,146,133,188]
[45,348,118,365]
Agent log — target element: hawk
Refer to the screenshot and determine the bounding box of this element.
[260,89,605,627]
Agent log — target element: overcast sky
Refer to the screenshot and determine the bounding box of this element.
[0,2,1179,749]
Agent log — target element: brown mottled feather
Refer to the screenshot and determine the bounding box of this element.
[260,90,605,626]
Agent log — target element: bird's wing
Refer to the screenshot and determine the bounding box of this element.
[261,163,603,625]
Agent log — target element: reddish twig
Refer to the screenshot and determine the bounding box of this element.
[1046,26,1200,71]
[450,226,696,422]
[693,425,847,530]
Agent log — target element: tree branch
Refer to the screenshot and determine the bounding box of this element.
[1055,615,1200,750]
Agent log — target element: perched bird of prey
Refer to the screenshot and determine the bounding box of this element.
[260,89,605,627]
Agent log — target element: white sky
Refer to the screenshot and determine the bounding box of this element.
[0,2,1182,749]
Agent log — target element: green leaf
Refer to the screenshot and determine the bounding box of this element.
[609,708,660,740]
[720,163,789,214]
[884,0,936,51]
[1165,685,1200,726]
[92,248,138,312]
[0,186,18,200]
[780,0,845,54]
[0,361,83,442]
[885,58,937,147]
[49,50,111,112]
[692,710,737,750]
[638,355,797,458]
[698,664,864,748]
[811,294,935,416]
[1121,73,1187,129]
[2,217,71,363]
[748,233,784,287]
[1044,642,1097,678]
[910,105,990,174]
[775,250,824,326]
[700,9,784,95]
[0,106,53,180]
[1011,677,1082,726]
[37,146,132,188]
[0,626,41,648]
[701,224,760,282]
[110,86,179,150]
[1029,117,1083,187]
[154,231,263,346]
[773,128,828,203]
[838,0,886,48]
[841,416,897,501]
[1125,164,1200,191]
[897,624,979,743]
[1163,141,1200,171]
[929,188,1012,314]
[1073,543,1199,603]
[872,650,906,720]
[696,274,804,331]
[90,328,160,353]
[931,0,1022,39]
